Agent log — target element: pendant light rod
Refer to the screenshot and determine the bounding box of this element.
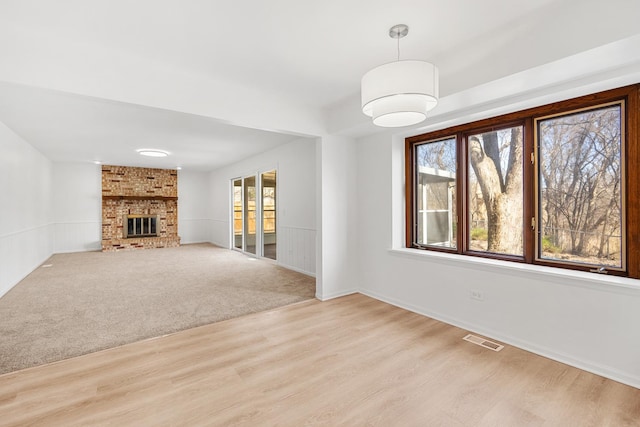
[389,24,408,62]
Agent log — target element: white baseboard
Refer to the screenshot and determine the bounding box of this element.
[359,289,640,390]
[278,262,315,278]
[316,288,358,301]
[53,247,101,254]
[0,252,53,300]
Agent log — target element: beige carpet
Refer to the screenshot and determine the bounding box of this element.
[0,243,315,375]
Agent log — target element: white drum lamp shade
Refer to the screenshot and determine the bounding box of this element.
[361,60,439,127]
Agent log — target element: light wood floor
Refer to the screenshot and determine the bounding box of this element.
[0,294,638,426]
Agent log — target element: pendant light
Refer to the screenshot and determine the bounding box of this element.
[361,24,439,127]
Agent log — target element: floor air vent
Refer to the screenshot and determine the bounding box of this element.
[463,334,504,352]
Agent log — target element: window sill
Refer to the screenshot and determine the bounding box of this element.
[389,247,639,294]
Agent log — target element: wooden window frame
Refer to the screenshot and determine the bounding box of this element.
[410,135,459,251]
[406,84,640,279]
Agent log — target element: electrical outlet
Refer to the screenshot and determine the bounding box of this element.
[470,290,484,301]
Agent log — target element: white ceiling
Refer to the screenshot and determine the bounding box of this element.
[0,82,299,171]
[0,0,639,171]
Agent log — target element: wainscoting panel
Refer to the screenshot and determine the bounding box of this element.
[210,219,230,247]
[0,224,53,298]
[207,221,315,275]
[278,226,316,276]
[53,221,101,253]
[179,219,214,244]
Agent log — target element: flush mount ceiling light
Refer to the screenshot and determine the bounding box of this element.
[136,149,169,158]
[361,24,439,128]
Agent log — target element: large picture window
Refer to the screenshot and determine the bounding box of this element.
[406,85,639,279]
[536,103,624,271]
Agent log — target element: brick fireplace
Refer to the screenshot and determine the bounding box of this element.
[101,165,180,251]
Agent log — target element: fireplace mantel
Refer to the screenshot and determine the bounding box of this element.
[102,195,178,201]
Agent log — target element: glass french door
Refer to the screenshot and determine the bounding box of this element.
[261,170,277,260]
[232,171,276,259]
[244,176,257,255]
[233,179,243,250]
[232,175,256,254]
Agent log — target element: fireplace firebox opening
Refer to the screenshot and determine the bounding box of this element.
[124,215,159,238]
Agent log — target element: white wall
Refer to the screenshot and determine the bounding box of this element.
[355,130,640,389]
[52,162,101,253]
[209,138,316,275]
[50,165,214,250]
[0,121,53,297]
[178,170,212,244]
[315,136,359,300]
